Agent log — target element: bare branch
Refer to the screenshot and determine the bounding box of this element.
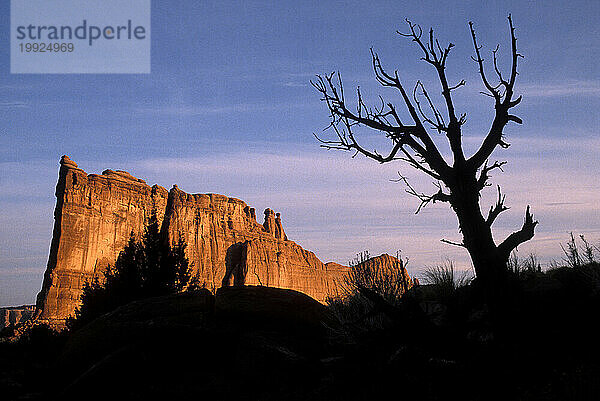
[448,79,466,91]
[492,44,507,86]
[311,72,412,163]
[313,50,453,180]
[507,114,523,124]
[398,147,441,180]
[398,20,431,63]
[398,20,465,164]
[469,21,501,103]
[498,205,538,258]
[486,185,509,226]
[477,160,507,190]
[467,15,523,170]
[370,48,428,131]
[441,238,466,248]
[506,14,524,99]
[393,174,451,214]
[413,80,447,133]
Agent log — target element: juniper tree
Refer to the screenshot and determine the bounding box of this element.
[67,212,191,330]
[313,16,537,298]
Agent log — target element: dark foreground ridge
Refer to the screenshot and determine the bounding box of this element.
[7,286,335,400]
[4,260,600,401]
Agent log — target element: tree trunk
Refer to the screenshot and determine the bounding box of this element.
[450,179,508,300]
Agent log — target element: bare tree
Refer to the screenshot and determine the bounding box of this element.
[312,15,537,299]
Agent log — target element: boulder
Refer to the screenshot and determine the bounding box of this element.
[215,285,336,343]
[56,287,331,400]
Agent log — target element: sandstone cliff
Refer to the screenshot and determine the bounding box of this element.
[0,305,35,330]
[36,156,350,325]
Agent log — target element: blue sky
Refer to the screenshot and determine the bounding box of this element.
[1,0,599,305]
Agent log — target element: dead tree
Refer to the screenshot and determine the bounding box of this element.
[312,15,537,298]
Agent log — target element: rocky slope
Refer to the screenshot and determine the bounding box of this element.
[36,156,349,326]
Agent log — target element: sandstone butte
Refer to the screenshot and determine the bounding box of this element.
[34,156,340,326]
[34,156,413,328]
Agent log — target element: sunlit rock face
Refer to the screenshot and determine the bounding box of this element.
[355,253,413,291]
[35,156,350,326]
[0,305,35,329]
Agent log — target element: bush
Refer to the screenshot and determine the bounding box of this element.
[560,233,599,268]
[327,251,413,338]
[343,251,411,305]
[422,259,473,300]
[67,212,192,331]
[507,251,542,279]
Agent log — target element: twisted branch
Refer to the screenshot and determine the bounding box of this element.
[486,185,509,226]
[393,173,451,214]
[467,14,524,171]
[498,206,538,258]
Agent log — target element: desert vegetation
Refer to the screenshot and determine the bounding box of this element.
[66,212,192,331]
[325,235,600,400]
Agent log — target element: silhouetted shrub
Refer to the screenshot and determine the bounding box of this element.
[344,251,411,305]
[421,259,473,301]
[327,251,414,340]
[559,232,599,268]
[67,212,191,331]
[507,251,542,279]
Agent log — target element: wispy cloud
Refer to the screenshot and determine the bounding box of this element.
[134,102,311,115]
[0,83,34,91]
[0,101,28,109]
[519,80,600,97]
[285,72,316,78]
[283,81,308,87]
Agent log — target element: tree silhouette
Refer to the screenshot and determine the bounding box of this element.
[67,213,191,330]
[313,15,536,299]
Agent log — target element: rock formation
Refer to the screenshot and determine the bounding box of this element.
[0,305,35,330]
[353,253,413,293]
[36,156,350,326]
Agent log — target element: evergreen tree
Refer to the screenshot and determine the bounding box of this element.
[67,212,191,330]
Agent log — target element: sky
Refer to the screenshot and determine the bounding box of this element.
[1,0,599,306]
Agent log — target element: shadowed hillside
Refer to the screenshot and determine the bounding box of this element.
[3,236,600,400]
